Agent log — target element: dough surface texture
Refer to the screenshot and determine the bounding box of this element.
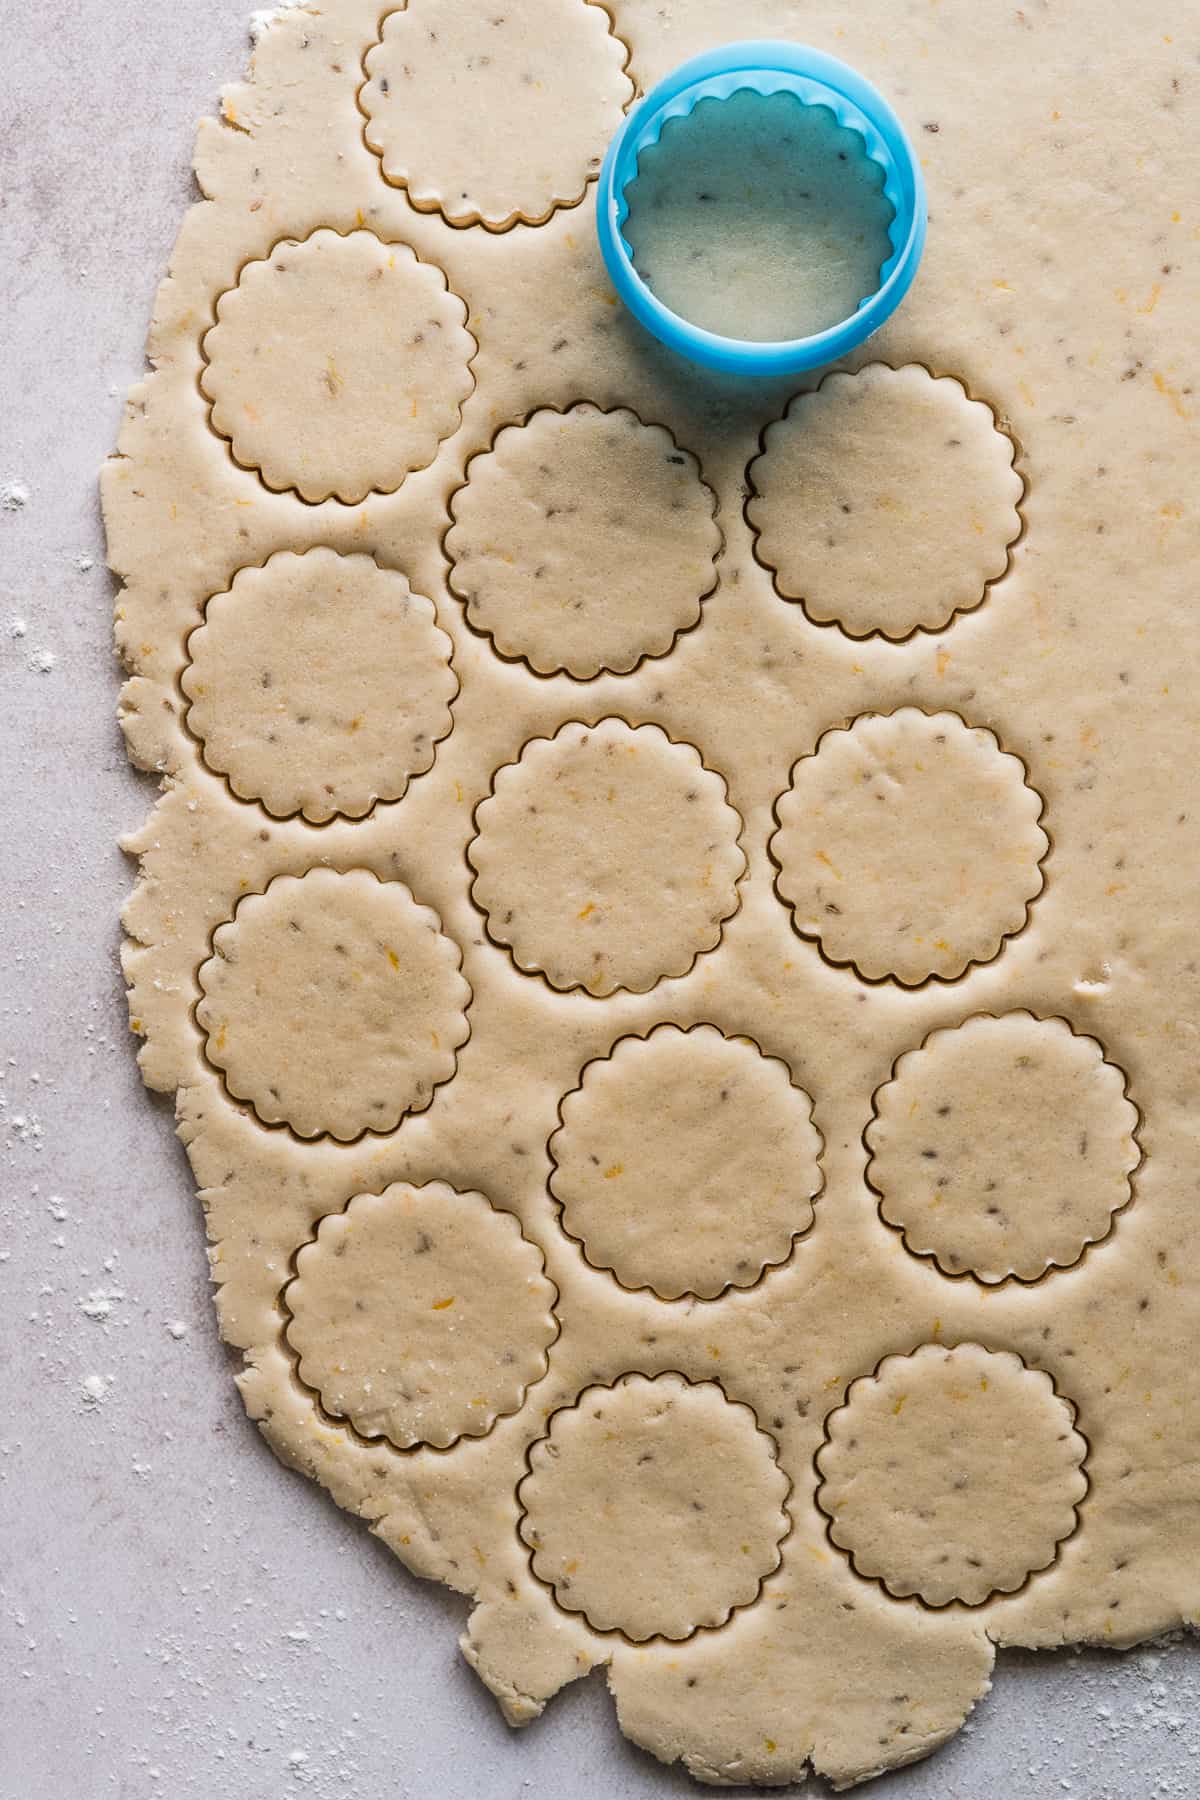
[105,1,1200,1789]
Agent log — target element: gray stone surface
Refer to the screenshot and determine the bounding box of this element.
[1,5,1197,1795]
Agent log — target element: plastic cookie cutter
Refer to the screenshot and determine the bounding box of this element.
[596,40,927,377]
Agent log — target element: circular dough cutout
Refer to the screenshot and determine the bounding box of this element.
[866,1013,1141,1283]
[182,549,456,822]
[770,709,1048,986]
[200,229,475,504]
[196,868,470,1140]
[360,0,633,230]
[284,1183,558,1450]
[518,1373,789,1640]
[468,719,745,995]
[747,364,1024,640]
[445,406,721,678]
[816,1343,1088,1606]
[549,1024,822,1298]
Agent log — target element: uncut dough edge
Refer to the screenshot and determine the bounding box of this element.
[103,0,1200,1791]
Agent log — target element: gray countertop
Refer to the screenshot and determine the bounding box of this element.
[2,5,1197,1795]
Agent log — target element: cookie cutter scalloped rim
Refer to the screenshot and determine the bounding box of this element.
[596,40,927,377]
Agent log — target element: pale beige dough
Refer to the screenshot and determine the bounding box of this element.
[444,405,720,677]
[182,548,457,822]
[196,868,470,1140]
[360,0,633,228]
[284,1182,558,1449]
[816,1343,1089,1608]
[518,1373,790,1641]
[104,0,1200,1789]
[549,1023,822,1299]
[747,363,1025,639]
[866,1012,1141,1284]
[468,718,745,995]
[770,708,1048,985]
[624,90,893,343]
[200,228,475,503]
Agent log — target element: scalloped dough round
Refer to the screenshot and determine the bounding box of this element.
[549,1024,822,1298]
[518,1374,789,1640]
[196,869,470,1140]
[468,719,745,995]
[817,1344,1088,1607]
[200,229,474,503]
[866,1013,1141,1283]
[360,0,633,228]
[182,549,456,822]
[284,1183,558,1449]
[747,364,1024,639]
[770,709,1048,985]
[445,406,720,677]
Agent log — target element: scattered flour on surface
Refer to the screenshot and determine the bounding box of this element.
[7,617,27,640]
[249,2,310,45]
[0,480,29,511]
[81,1373,111,1406]
[28,647,56,674]
[166,1319,188,1340]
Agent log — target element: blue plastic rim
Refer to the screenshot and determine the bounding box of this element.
[596,41,927,377]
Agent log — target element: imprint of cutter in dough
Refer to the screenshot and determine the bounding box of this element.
[182,549,457,822]
[196,868,470,1141]
[770,708,1049,986]
[518,1372,790,1641]
[445,405,721,678]
[815,1343,1088,1607]
[200,229,475,504]
[468,718,745,996]
[865,1012,1141,1283]
[549,1023,822,1299]
[746,363,1024,640]
[284,1182,558,1450]
[360,0,634,230]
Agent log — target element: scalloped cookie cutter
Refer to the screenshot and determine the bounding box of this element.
[596,40,927,375]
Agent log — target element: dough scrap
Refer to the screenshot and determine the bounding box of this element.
[284,1182,558,1449]
[200,229,475,503]
[196,868,470,1140]
[517,1373,790,1641]
[866,1012,1141,1284]
[770,708,1048,985]
[360,0,633,228]
[816,1343,1089,1607]
[468,718,745,995]
[747,363,1025,640]
[183,549,457,822]
[549,1023,822,1299]
[445,405,720,678]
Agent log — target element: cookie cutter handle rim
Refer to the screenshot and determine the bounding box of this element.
[595,40,928,377]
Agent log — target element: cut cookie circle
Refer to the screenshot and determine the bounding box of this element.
[866,1012,1142,1284]
[200,229,475,504]
[815,1343,1088,1607]
[517,1373,790,1640]
[746,364,1025,640]
[196,868,470,1141]
[360,0,634,231]
[445,406,721,678]
[769,709,1048,986]
[468,719,745,996]
[283,1183,558,1450]
[549,1024,822,1299]
[182,549,456,823]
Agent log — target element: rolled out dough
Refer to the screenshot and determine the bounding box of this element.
[105,0,1200,1789]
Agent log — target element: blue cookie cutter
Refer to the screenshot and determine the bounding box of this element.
[596,41,927,377]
